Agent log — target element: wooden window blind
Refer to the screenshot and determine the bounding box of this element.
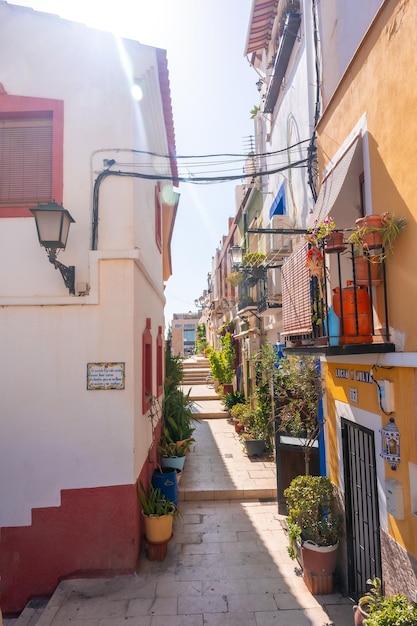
[0,116,53,206]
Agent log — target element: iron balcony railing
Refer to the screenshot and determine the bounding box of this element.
[284,243,395,356]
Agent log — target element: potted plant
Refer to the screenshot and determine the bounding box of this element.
[284,475,344,594]
[353,577,417,626]
[306,216,346,253]
[239,408,267,457]
[275,355,321,475]
[222,390,245,414]
[347,212,407,262]
[138,481,178,560]
[238,388,273,457]
[159,437,194,471]
[353,577,383,625]
[229,401,248,434]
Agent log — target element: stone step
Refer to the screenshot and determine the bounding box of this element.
[9,598,49,626]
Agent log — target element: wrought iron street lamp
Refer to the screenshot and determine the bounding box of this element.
[30,202,76,294]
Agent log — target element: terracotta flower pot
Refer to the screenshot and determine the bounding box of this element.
[324,231,346,253]
[353,604,368,626]
[354,255,381,286]
[356,216,384,249]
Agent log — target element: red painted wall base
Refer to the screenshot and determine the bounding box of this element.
[0,484,139,614]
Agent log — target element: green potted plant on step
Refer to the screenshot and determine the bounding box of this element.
[138,481,179,561]
[284,475,344,594]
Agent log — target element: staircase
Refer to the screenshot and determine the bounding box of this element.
[180,356,228,418]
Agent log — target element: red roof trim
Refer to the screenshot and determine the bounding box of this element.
[156,48,178,187]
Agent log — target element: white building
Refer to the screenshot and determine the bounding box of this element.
[0,2,178,613]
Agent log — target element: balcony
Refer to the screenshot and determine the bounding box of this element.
[236,269,266,315]
[257,268,283,315]
[282,243,396,356]
[264,11,301,114]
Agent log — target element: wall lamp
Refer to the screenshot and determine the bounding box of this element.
[229,245,243,268]
[256,78,264,92]
[380,417,400,471]
[30,202,76,295]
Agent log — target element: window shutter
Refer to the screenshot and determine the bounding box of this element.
[0,118,53,206]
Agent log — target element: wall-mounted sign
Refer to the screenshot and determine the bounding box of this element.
[87,362,125,390]
[349,387,358,403]
[335,368,374,384]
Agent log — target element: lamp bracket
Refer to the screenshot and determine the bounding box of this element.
[49,256,75,295]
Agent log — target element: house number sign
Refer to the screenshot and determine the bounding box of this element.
[87,362,125,390]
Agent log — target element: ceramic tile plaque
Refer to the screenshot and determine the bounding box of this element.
[87,362,125,390]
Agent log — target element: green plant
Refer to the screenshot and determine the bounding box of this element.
[347,212,407,262]
[250,105,260,119]
[137,481,178,517]
[275,355,321,474]
[284,475,343,559]
[162,386,197,443]
[226,271,243,287]
[196,324,208,355]
[159,437,194,458]
[358,577,383,616]
[207,332,236,385]
[164,349,184,393]
[364,594,417,626]
[306,215,337,245]
[241,251,266,268]
[222,391,245,411]
[229,402,249,422]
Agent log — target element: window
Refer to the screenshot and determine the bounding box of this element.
[0,94,63,217]
[156,325,163,397]
[142,318,153,413]
[155,183,162,252]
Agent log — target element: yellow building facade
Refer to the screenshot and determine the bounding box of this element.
[318,0,417,598]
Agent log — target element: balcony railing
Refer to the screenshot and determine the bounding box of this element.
[283,243,396,355]
[236,268,266,313]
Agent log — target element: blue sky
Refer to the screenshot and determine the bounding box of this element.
[10,0,256,325]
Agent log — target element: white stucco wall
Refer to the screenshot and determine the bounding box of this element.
[0,3,172,526]
[316,0,384,109]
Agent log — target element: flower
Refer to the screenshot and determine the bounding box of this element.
[306,216,337,244]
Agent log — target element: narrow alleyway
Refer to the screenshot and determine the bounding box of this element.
[5,356,355,626]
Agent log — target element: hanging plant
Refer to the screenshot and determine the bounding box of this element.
[226,271,243,287]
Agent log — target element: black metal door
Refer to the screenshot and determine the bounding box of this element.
[342,418,382,599]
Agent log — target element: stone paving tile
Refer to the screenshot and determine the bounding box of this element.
[29,395,355,626]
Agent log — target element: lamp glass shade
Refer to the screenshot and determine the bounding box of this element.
[229,245,243,267]
[31,203,75,250]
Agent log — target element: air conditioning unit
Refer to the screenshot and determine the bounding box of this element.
[265,215,292,260]
[268,267,282,301]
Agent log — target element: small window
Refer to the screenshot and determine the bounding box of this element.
[155,183,162,252]
[142,318,153,413]
[0,95,63,217]
[156,325,163,397]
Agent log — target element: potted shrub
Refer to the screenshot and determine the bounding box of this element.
[354,577,417,626]
[284,475,344,593]
[138,482,178,560]
[239,399,271,457]
[353,577,383,625]
[159,437,194,471]
[229,401,248,434]
[222,390,245,414]
[348,212,407,262]
[275,355,321,475]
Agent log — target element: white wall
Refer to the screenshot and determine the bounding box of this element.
[0,3,170,526]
